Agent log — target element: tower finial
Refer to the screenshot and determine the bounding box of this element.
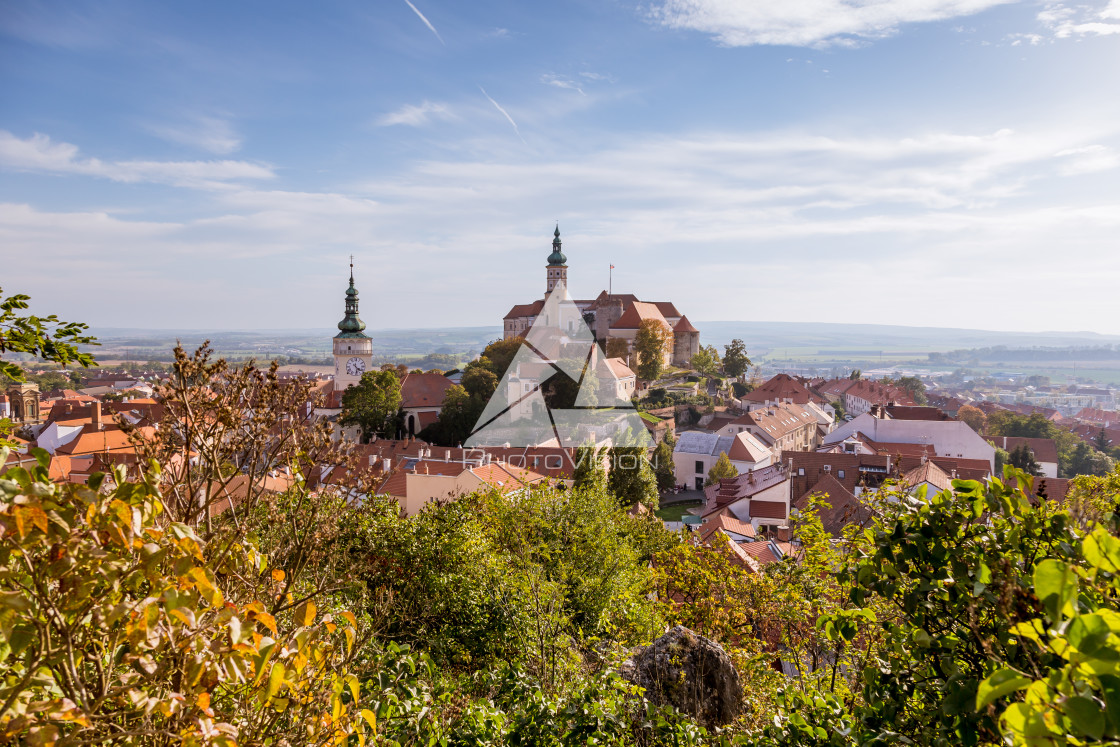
[349,254,354,285]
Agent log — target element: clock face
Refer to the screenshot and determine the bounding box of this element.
[346,357,366,376]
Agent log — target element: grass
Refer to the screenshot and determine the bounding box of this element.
[655,500,703,523]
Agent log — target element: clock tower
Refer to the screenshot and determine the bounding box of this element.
[333,260,374,391]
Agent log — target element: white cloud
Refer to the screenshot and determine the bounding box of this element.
[541,74,586,95]
[3,124,1119,331]
[375,101,455,127]
[1054,144,1120,175]
[1037,1,1120,37]
[147,115,242,154]
[649,0,1019,47]
[0,131,274,188]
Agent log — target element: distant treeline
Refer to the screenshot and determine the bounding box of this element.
[929,345,1120,364]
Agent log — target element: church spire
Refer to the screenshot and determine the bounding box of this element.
[547,224,567,266]
[337,257,368,338]
[545,225,568,295]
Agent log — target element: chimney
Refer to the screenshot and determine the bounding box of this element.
[444,450,450,462]
[776,525,790,542]
[91,403,104,430]
[382,458,391,472]
[368,454,376,467]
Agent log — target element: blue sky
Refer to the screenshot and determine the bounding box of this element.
[2,0,1119,334]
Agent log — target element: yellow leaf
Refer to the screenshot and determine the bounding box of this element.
[197,692,211,711]
[12,507,26,540]
[360,708,377,734]
[346,674,359,705]
[256,612,278,635]
[344,626,354,654]
[295,600,316,627]
[341,611,357,628]
[265,662,286,702]
[271,568,285,582]
[26,504,48,534]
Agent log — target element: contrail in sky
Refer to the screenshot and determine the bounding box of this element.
[478,86,525,143]
[403,0,444,45]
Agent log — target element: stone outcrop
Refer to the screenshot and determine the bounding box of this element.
[622,625,742,726]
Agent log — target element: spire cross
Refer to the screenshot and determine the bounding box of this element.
[349,254,354,284]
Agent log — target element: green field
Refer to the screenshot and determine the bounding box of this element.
[655,500,703,523]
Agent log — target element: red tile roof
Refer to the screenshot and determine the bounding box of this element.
[504,300,546,320]
[748,500,786,519]
[609,301,669,330]
[673,315,699,333]
[989,436,1059,465]
[742,374,816,405]
[400,372,454,409]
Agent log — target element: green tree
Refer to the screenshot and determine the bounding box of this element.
[634,319,670,382]
[0,287,98,382]
[480,336,524,378]
[461,360,499,400]
[1095,427,1112,453]
[691,345,721,376]
[652,436,676,491]
[896,375,928,405]
[1008,443,1043,476]
[607,431,658,509]
[573,444,607,491]
[830,399,847,421]
[722,339,752,381]
[1067,440,1115,477]
[340,369,403,442]
[705,451,738,486]
[848,369,862,380]
[605,337,630,360]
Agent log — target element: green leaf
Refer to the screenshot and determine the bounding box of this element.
[1034,559,1078,620]
[1068,614,1112,657]
[976,668,1031,710]
[1065,695,1105,740]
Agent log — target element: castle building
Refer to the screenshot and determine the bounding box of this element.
[502,227,699,367]
[332,262,374,392]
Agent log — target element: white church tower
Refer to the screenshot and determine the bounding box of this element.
[332,259,374,392]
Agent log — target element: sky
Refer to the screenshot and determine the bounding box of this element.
[1,0,1119,335]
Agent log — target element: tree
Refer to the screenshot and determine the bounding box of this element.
[573,444,607,491]
[848,369,862,380]
[634,319,670,382]
[830,399,847,421]
[896,375,927,405]
[705,451,738,486]
[340,369,403,442]
[652,437,676,491]
[480,336,524,378]
[0,452,371,745]
[1067,440,1115,477]
[460,361,499,401]
[722,339,752,381]
[690,345,721,376]
[1008,443,1042,476]
[604,337,630,360]
[0,287,98,382]
[956,404,987,434]
[1095,427,1112,453]
[607,431,658,509]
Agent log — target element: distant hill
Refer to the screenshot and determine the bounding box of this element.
[693,321,1120,354]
